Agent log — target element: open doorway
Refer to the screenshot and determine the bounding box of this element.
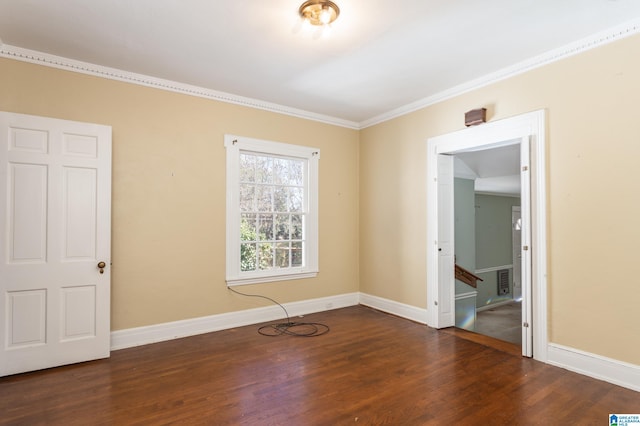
[426,110,548,361]
[452,144,522,346]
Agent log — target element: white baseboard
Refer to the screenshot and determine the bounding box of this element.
[455,291,478,301]
[110,292,359,350]
[547,343,640,392]
[358,292,428,324]
[476,299,518,312]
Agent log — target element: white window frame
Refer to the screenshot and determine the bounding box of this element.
[224,134,319,286]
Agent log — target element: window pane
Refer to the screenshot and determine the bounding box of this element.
[292,241,303,267]
[291,214,303,240]
[239,154,256,183]
[275,214,290,240]
[255,156,273,183]
[258,243,273,270]
[240,243,257,271]
[273,158,290,185]
[289,160,304,186]
[240,214,257,241]
[256,186,273,212]
[289,187,303,212]
[258,214,273,240]
[240,184,255,212]
[274,187,287,212]
[275,242,290,268]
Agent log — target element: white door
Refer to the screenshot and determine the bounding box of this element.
[0,111,111,376]
[519,136,533,357]
[436,154,455,328]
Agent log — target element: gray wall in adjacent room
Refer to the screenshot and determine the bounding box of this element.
[475,193,520,307]
[454,178,476,295]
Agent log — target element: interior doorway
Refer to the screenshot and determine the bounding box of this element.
[426,110,548,361]
[452,144,523,346]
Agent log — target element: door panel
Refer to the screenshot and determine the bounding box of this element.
[7,290,46,347]
[10,127,49,153]
[0,111,111,376]
[60,285,96,341]
[437,154,455,328]
[63,167,97,259]
[9,163,48,262]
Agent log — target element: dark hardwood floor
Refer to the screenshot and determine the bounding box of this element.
[1,306,637,425]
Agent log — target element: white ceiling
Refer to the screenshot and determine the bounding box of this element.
[1,0,640,127]
[454,144,521,196]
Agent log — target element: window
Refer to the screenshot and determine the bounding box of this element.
[225,135,319,286]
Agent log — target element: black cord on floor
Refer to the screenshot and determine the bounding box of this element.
[227,286,330,337]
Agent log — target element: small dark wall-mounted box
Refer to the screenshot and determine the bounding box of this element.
[465,108,487,126]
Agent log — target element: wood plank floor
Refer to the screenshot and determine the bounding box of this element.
[1,306,637,425]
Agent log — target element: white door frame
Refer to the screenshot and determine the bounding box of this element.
[426,110,547,362]
[511,206,522,301]
[519,135,533,356]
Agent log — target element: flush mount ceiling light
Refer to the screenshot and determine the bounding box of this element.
[298,0,340,26]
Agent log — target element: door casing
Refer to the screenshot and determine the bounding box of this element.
[512,206,522,301]
[426,110,547,362]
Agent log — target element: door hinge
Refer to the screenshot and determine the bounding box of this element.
[434,301,438,306]
[523,322,529,328]
[522,165,529,171]
[523,245,529,251]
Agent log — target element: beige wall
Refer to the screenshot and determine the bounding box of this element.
[0,58,360,331]
[360,33,640,365]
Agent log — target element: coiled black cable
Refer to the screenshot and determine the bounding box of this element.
[228,286,330,337]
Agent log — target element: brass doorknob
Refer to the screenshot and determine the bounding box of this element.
[97,261,106,274]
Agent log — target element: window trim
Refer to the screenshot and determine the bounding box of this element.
[224,134,319,286]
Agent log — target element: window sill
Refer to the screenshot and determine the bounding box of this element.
[226,271,318,287]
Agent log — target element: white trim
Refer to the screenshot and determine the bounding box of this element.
[111,293,359,350]
[359,293,428,324]
[2,18,639,130]
[474,191,521,198]
[224,272,318,287]
[426,110,548,362]
[518,135,533,357]
[547,343,640,392]
[360,18,640,128]
[454,291,477,301]
[476,299,517,312]
[475,264,513,274]
[0,45,360,130]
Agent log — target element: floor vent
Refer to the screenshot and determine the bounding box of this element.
[497,269,510,295]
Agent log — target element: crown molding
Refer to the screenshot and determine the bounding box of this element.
[2,17,640,131]
[360,17,640,129]
[0,44,360,130]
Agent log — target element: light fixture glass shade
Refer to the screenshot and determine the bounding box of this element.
[319,8,331,24]
[299,0,340,26]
